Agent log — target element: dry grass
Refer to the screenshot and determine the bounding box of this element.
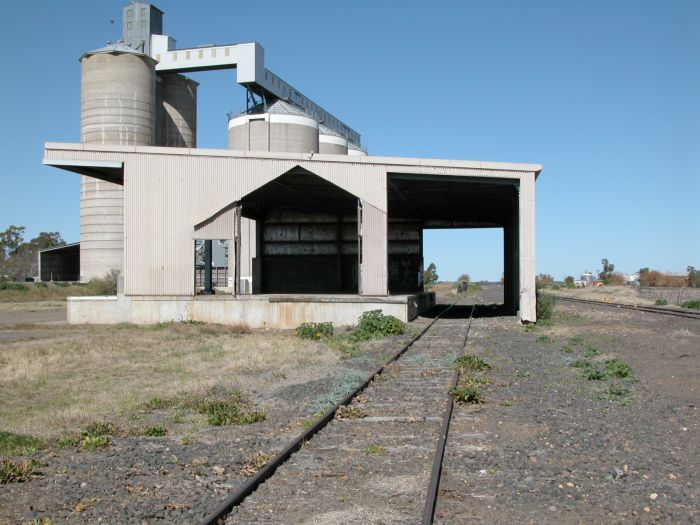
[0,322,338,438]
[0,302,65,313]
[550,285,656,306]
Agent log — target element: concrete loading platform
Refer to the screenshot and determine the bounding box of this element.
[67,292,436,328]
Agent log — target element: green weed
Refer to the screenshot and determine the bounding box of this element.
[655,299,668,306]
[81,435,110,450]
[363,444,384,455]
[449,385,484,404]
[680,299,700,310]
[560,345,574,354]
[584,345,602,357]
[535,335,552,344]
[143,426,167,437]
[455,354,492,371]
[604,359,635,380]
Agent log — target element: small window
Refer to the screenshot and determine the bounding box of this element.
[126,9,132,18]
[141,20,146,27]
[127,22,132,29]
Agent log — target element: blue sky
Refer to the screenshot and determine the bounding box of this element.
[1,0,698,281]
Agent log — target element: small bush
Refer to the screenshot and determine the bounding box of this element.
[363,444,384,455]
[536,292,555,323]
[449,385,484,404]
[655,299,668,306]
[350,310,405,342]
[143,426,167,437]
[536,335,552,344]
[35,282,48,289]
[295,322,333,340]
[455,354,492,371]
[581,367,607,381]
[560,345,573,354]
[680,299,700,310]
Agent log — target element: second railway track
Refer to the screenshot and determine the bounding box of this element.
[199,302,474,525]
[555,296,700,320]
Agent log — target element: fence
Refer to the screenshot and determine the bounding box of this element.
[638,287,700,304]
[195,266,229,288]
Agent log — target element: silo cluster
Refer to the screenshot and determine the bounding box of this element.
[79,44,197,281]
[228,99,366,156]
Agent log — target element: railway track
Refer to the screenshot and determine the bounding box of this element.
[555,296,700,320]
[199,301,475,525]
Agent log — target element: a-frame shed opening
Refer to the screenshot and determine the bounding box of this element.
[240,167,361,295]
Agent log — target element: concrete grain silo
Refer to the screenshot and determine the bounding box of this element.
[319,125,348,155]
[158,74,198,148]
[228,99,319,153]
[80,44,157,281]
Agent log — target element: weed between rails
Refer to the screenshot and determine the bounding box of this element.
[450,354,493,405]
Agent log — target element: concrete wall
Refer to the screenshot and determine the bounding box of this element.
[66,293,435,328]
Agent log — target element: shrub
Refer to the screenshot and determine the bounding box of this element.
[295,322,333,340]
[604,359,634,379]
[536,292,555,323]
[80,421,117,449]
[349,310,405,342]
[680,299,700,310]
[655,299,668,306]
[35,282,48,289]
[85,269,119,295]
[564,276,575,288]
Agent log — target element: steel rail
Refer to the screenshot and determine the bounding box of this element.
[199,300,461,525]
[421,304,475,525]
[556,296,700,320]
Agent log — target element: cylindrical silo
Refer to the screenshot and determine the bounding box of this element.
[347,142,368,156]
[80,44,156,282]
[319,126,348,155]
[228,99,319,154]
[158,73,198,148]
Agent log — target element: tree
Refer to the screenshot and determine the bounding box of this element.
[536,274,554,287]
[0,227,65,281]
[689,266,698,288]
[600,258,615,283]
[457,273,470,292]
[424,262,438,287]
[564,275,575,288]
[0,225,26,262]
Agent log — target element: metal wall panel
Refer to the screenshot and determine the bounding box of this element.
[193,204,237,240]
[360,202,388,296]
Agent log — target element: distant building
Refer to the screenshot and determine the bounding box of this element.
[575,271,594,287]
